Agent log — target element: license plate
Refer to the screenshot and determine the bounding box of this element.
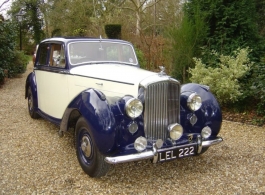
[158,145,196,162]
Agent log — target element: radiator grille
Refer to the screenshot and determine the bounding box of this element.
[144,81,180,140]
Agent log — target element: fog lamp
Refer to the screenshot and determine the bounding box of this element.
[128,122,138,134]
[201,126,212,139]
[168,123,183,140]
[134,136,147,152]
[187,93,202,111]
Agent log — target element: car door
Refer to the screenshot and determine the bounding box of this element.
[35,42,69,119]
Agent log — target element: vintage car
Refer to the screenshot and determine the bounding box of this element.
[25,37,223,178]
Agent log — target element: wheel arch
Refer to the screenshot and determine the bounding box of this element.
[180,83,222,136]
[61,88,116,155]
[25,72,38,110]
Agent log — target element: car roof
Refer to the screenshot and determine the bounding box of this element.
[40,37,130,44]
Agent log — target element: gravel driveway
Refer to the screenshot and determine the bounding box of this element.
[1,63,264,195]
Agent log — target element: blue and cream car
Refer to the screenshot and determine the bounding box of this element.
[25,37,223,177]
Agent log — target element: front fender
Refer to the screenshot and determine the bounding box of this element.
[180,83,222,136]
[66,88,116,155]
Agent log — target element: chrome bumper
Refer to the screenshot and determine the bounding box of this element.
[104,137,223,164]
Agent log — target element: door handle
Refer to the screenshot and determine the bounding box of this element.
[96,83,103,86]
[59,70,69,74]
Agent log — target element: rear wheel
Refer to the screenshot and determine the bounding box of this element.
[75,117,109,178]
[27,87,40,119]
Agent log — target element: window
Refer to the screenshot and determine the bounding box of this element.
[37,43,49,65]
[68,41,137,65]
[36,43,65,68]
[49,44,66,68]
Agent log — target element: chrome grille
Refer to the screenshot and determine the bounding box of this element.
[144,80,180,140]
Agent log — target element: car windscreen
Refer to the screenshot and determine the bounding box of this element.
[68,41,138,66]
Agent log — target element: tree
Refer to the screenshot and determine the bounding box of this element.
[107,0,163,36]
[255,0,265,36]
[8,0,45,47]
[0,20,28,81]
[166,4,206,82]
[48,0,107,37]
[184,0,265,114]
[185,0,262,60]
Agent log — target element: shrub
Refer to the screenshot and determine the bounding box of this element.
[250,61,265,115]
[8,51,28,77]
[189,48,252,104]
[135,47,147,69]
[0,21,16,71]
[105,24,121,39]
[73,28,87,37]
[0,67,5,84]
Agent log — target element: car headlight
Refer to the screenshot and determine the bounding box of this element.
[125,98,143,119]
[187,93,202,111]
[168,123,183,140]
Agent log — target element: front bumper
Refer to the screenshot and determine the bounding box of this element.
[104,136,223,164]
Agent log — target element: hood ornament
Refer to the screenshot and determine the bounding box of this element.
[158,66,166,76]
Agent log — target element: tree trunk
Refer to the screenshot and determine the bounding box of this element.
[135,0,141,36]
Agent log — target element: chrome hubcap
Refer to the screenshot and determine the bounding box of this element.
[28,96,32,111]
[81,136,92,157]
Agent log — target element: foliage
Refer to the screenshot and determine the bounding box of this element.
[189,48,252,104]
[73,28,88,37]
[8,0,45,45]
[166,9,207,83]
[255,0,265,36]
[0,20,28,83]
[134,47,147,69]
[105,24,121,39]
[0,21,16,70]
[0,67,5,84]
[48,0,95,37]
[184,0,265,116]
[250,61,265,115]
[8,51,28,77]
[184,0,263,60]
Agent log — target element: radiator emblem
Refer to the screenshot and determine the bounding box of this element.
[159,66,166,76]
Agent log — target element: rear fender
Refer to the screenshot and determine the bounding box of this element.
[25,72,38,111]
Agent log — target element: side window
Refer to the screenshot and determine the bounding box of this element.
[49,43,66,68]
[37,43,50,65]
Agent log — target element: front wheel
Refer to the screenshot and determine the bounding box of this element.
[27,87,40,119]
[75,117,110,178]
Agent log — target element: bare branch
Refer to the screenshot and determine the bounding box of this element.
[142,0,163,12]
[0,0,10,10]
[138,0,149,10]
[108,0,135,12]
[142,23,163,31]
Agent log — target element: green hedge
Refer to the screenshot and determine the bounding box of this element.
[105,24,121,39]
[8,51,28,77]
[0,21,28,83]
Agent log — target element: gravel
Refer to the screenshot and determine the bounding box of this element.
[0,63,265,195]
